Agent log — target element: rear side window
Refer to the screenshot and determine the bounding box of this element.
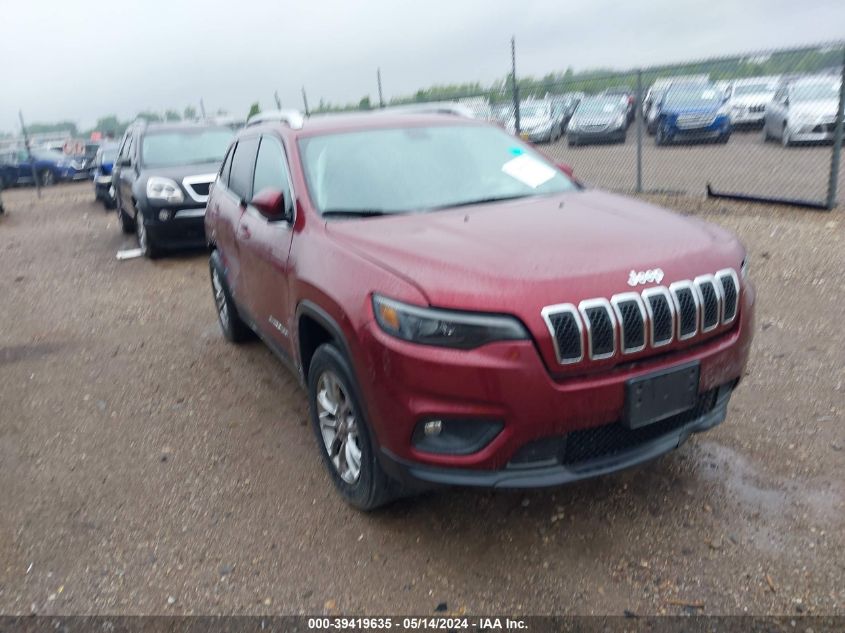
[228,136,259,200]
[252,136,292,212]
[219,144,235,187]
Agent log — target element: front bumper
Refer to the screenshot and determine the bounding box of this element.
[519,127,554,142]
[568,127,626,144]
[789,123,837,143]
[360,283,755,487]
[667,115,730,141]
[730,109,766,126]
[141,204,207,250]
[381,382,734,488]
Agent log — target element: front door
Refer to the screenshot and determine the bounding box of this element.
[237,134,296,355]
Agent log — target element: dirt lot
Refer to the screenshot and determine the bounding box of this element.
[544,129,844,203]
[0,182,843,616]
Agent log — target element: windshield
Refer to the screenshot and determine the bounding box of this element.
[664,85,723,109]
[32,150,65,161]
[300,125,576,216]
[734,83,775,97]
[520,104,548,118]
[575,99,623,116]
[791,81,840,102]
[141,128,233,168]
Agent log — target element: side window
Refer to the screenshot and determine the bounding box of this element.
[252,136,293,212]
[228,136,259,201]
[218,143,235,187]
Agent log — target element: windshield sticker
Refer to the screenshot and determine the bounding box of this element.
[501,154,556,189]
[509,146,525,156]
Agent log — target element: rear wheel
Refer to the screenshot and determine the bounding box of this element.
[209,253,251,343]
[308,343,402,511]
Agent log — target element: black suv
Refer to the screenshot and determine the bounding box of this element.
[113,121,234,258]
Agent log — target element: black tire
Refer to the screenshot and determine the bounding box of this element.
[308,343,401,511]
[209,251,252,343]
[135,210,160,259]
[117,198,135,234]
[718,133,731,144]
[655,124,668,146]
[38,169,55,187]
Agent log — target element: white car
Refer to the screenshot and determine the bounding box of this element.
[728,77,780,127]
[764,76,842,146]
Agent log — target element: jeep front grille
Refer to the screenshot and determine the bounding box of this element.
[542,267,740,364]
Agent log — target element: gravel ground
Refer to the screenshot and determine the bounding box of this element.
[0,182,843,617]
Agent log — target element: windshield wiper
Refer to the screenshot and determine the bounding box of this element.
[322,209,392,218]
[425,194,532,211]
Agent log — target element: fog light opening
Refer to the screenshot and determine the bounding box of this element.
[423,420,443,436]
[158,209,171,221]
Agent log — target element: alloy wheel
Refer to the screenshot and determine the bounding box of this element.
[136,213,147,254]
[315,370,362,484]
[211,267,230,330]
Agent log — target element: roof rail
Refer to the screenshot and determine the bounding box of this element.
[379,102,477,118]
[246,109,305,129]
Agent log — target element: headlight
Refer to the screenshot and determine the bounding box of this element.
[741,256,749,279]
[372,295,529,349]
[717,103,730,117]
[146,177,184,204]
[615,114,626,128]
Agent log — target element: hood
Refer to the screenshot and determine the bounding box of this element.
[521,115,550,128]
[663,103,721,116]
[791,99,838,119]
[731,94,773,107]
[571,112,619,126]
[140,161,221,181]
[326,189,743,315]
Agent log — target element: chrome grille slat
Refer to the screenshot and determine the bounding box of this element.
[541,268,739,366]
[579,299,616,360]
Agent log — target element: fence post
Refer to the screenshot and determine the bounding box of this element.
[377,68,385,108]
[511,36,520,135]
[301,87,310,117]
[636,69,644,194]
[826,47,845,210]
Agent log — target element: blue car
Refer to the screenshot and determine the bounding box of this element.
[654,83,731,145]
[92,143,118,208]
[0,148,87,186]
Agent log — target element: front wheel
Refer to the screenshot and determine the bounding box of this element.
[782,124,793,147]
[38,169,55,187]
[135,211,160,259]
[308,343,402,510]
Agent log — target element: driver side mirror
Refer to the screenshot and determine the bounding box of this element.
[117,157,131,168]
[251,187,290,222]
[556,162,575,178]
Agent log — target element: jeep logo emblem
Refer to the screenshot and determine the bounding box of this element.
[627,268,664,287]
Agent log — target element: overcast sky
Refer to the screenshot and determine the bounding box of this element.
[2,0,844,133]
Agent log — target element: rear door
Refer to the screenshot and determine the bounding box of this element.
[237,134,296,354]
[222,135,260,315]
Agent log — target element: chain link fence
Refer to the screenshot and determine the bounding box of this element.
[355,41,845,210]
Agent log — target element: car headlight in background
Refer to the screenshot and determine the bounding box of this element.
[615,114,626,128]
[373,295,529,349]
[146,177,184,204]
[741,256,749,279]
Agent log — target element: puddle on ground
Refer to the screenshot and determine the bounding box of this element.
[0,341,65,366]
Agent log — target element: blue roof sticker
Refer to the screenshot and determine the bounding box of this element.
[509,147,524,156]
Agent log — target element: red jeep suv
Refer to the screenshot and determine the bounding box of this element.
[205,110,755,510]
